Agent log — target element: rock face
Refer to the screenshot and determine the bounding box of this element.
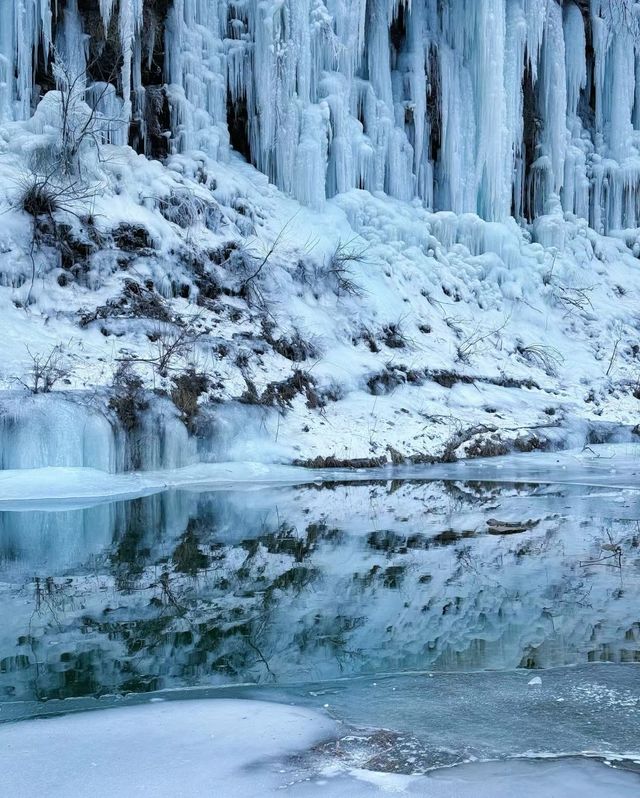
[2,1,640,227]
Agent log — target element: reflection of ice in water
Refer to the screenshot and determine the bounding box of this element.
[0,478,639,695]
[0,470,638,789]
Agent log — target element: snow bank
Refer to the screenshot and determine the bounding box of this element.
[1,699,637,797]
[0,699,336,797]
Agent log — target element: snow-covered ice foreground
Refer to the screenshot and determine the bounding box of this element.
[1,699,638,797]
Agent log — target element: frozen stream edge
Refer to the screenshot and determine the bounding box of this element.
[1,443,640,509]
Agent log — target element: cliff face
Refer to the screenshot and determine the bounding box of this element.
[2,1,640,228]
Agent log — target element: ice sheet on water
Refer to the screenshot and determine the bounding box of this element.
[412,443,640,489]
[1,444,639,509]
[1,698,638,797]
[0,462,317,508]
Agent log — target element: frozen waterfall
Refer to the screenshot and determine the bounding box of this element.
[2,1,640,228]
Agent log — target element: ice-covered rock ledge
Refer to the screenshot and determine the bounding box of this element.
[0,382,638,478]
[1,699,638,797]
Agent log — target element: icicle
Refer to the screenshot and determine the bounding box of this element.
[523,0,547,82]
[537,0,569,211]
[118,0,144,126]
[99,0,116,31]
[0,0,15,119]
[564,2,586,121]
[2,0,51,121]
[2,0,640,228]
[56,0,87,90]
[165,0,229,157]
[472,0,510,221]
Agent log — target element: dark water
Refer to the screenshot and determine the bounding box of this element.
[0,477,638,769]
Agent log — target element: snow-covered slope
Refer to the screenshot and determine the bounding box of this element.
[0,1,640,470]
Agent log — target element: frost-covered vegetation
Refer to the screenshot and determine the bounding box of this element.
[1,1,640,470]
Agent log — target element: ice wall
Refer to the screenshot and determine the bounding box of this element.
[0,394,196,472]
[0,396,117,471]
[1,1,640,228]
[0,394,286,472]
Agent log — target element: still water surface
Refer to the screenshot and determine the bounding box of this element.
[1,472,639,774]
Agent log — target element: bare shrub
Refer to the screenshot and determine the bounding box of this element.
[240,214,298,290]
[149,325,206,377]
[171,370,210,431]
[109,362,148,431]
[456,316,510,363]
[15,345,71,394]
[516,344,564,376]
[552,283,594,316]
[50,53,125,176]
[19,179,61,218]
[322,238,368,297]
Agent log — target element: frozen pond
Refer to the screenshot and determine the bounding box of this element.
[0,452,639,793]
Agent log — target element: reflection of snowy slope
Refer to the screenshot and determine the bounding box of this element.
[1,476,638,701]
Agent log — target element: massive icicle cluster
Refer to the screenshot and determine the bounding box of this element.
[2,1,640,228]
